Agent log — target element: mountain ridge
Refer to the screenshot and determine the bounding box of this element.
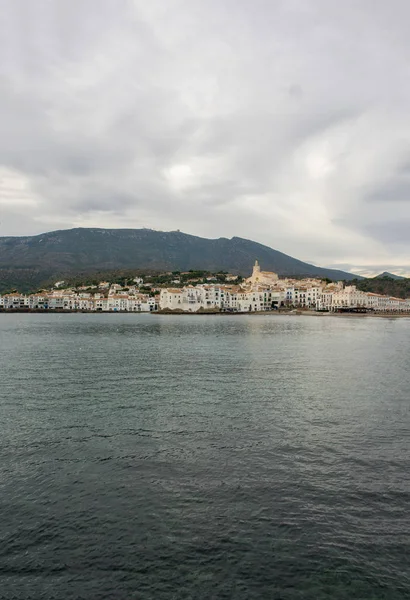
[373,271,405,280]
[0,227,359,292]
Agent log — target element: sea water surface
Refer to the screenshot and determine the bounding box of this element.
[0,313,409,599]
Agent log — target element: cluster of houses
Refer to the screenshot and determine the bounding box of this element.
[159,261,410,313]
[0,282,158,312]
[1,261,409,313]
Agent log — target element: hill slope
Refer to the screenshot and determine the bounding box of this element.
[374,272,405,280]
[353,276,410,299]
[0,228,358,292]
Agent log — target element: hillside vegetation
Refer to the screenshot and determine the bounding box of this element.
[351,276,410,299]
[0,227,359,293]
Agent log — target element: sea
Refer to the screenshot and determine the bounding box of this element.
[0,313,409,599]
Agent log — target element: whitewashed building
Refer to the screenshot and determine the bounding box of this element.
[331,286,369,310]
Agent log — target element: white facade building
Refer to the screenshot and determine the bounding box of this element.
[1,261,410,314]
[331,286,368,309]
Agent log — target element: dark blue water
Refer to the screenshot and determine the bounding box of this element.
[0,313,409,599]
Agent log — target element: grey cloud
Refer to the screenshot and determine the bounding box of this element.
[367,181,410,204]
[398,160,410,175]
[1,0,410,270]
[363,221,410,245]
[365,158,410,203]
[288,84,303,99]
[71,191,140,215]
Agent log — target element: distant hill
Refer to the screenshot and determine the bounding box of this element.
[352,276,410,299]
[374,272,405,280]
[0,228,358,292]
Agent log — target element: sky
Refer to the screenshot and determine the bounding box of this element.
[0,0,410,276]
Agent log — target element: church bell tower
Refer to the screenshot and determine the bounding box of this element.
[253,260,261,276]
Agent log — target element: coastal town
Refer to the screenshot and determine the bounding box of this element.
[1,261,409,314]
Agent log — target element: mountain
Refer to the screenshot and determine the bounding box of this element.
[374,271,405,280]
[0,228,359,292]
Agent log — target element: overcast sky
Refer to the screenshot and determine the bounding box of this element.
[1,0,409,275]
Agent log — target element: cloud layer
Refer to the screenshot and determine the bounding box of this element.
[1,0,410,275]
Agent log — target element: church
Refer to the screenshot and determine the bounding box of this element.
[245,260,279,289]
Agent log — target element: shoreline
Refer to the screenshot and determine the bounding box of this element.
[1,309,409,318]
[155,311,410,318]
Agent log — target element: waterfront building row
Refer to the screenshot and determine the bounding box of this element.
[0,292,158,312]
[1,284,409,314]
[1,262,409,314]
[159,283,410,313]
